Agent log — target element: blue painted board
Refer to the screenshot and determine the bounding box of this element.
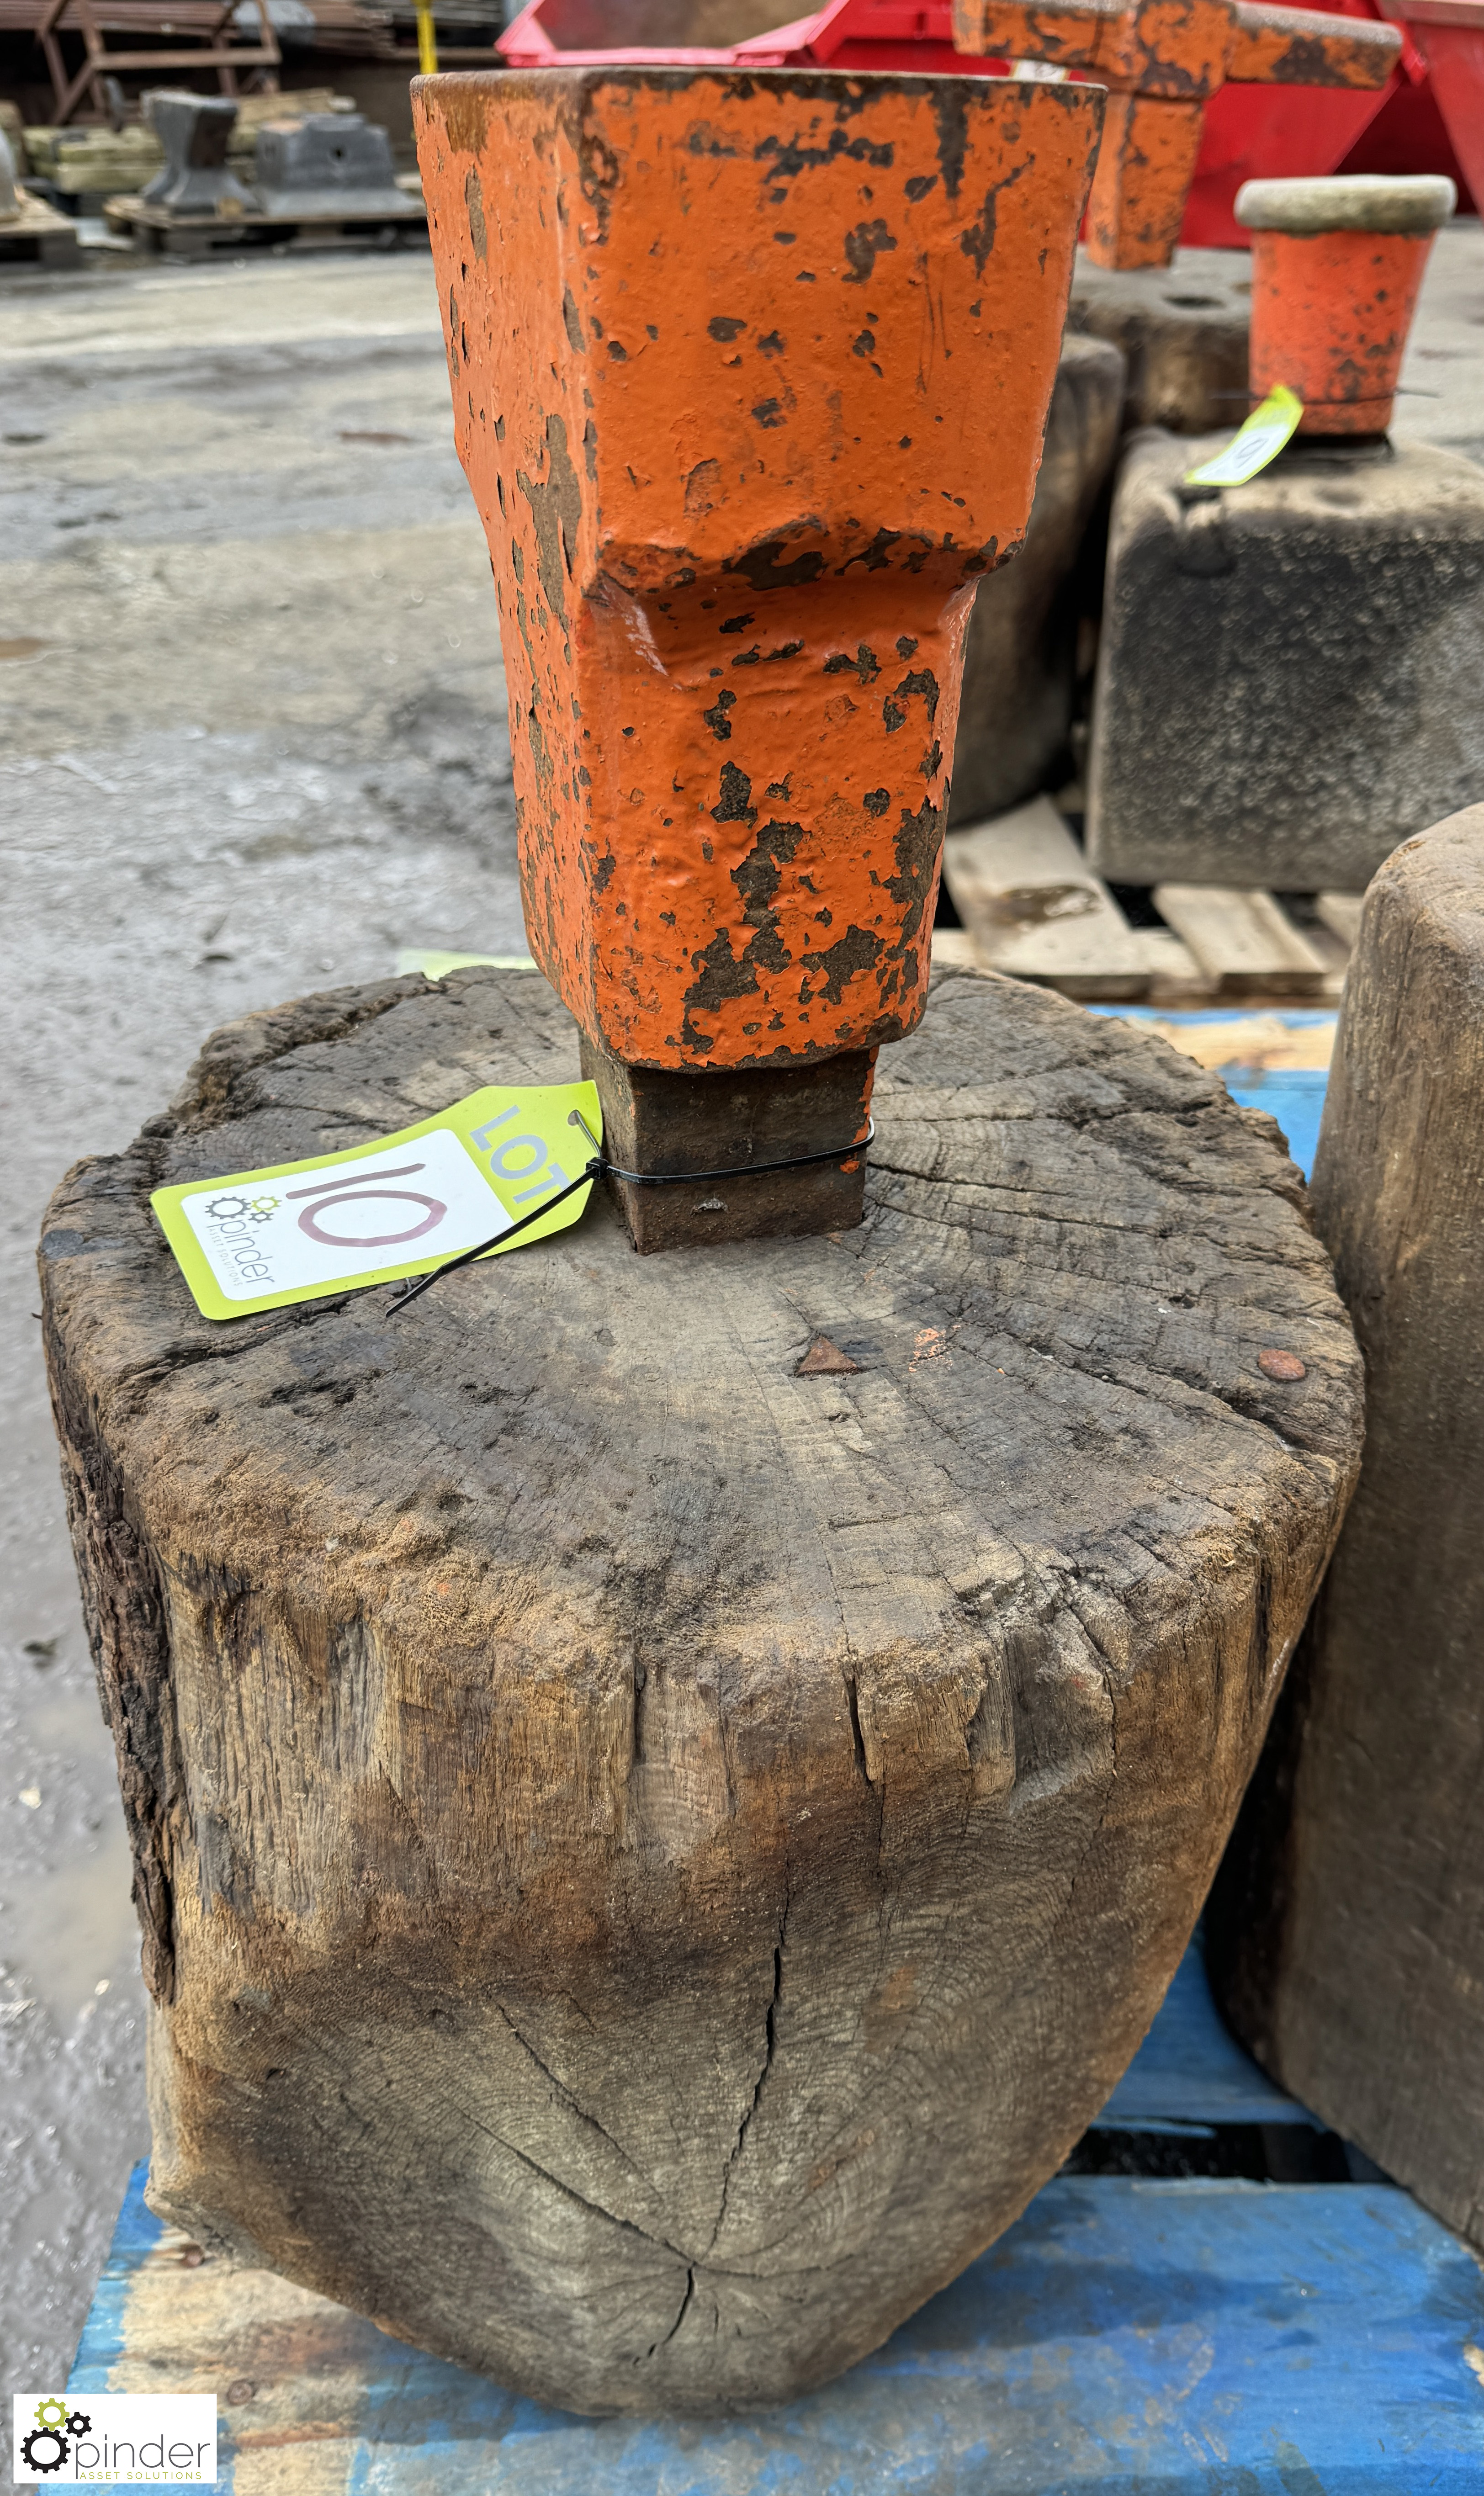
[1224,1067,1329,1179]
[66,2159,158,2398]
[73,1950,1475,2492]
[1088,1009,1335,1178]
[70,2167,1484,2492]
[1097,1944,1317,2130]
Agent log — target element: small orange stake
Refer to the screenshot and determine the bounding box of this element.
[1084,90,1208,269]
[1237,174,1457,435]
[952,0,1400,270]
[413,69,1102,1244]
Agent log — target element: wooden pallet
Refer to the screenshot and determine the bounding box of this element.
[0,185,82,266]
[100,182,425,256]
[940,795,1357,1008]
[65,1946,1484,2489]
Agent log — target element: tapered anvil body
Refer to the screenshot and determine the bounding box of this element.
[413,69,1102,1245]
[953,0,1399,268]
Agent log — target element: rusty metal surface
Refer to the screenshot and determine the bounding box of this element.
[413,69,1102,1078]
[1085,90,1208,263]
[1246,222,1439,430]
[1228,0,1400,82]
[579,1040,874,1247]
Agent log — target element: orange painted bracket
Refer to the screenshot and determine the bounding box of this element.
[953,0,1401,265]
[1227,0,1400,78]
[413,70,1102,1238]
[953,0,1129,68]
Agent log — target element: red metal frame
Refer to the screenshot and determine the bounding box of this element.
[1184,0,1473,243]
[498,0,1468,239]
[497,0,1009,77]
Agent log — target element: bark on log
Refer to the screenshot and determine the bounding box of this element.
[1211,807,1484,2245]
[40,963,1362,2415]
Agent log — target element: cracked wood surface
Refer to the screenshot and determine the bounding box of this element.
[39,962,1362,2415]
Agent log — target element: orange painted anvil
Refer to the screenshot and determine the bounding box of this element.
[953,0,1400,267]
[413,68,1102,1247]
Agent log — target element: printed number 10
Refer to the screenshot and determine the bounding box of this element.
[471,1104,570,1204]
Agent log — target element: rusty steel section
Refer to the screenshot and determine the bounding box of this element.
[1097,0,1233,94]
[413,69,1102,1074]
[1246,227,1439,432]
[953,0,1399,267]
[959,0,1129,67]
[1085,90,1207,262]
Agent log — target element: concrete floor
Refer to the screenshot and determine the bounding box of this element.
[2,220,1482,2390]
[0,241,523,2390]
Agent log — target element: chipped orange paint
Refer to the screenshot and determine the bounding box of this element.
[953,0,1399,268]
[947,0,1129,66]
[1084,91,1207,264]
[413,68,1101,1071]
[1248,228,1438,432]
[1224,0,1401,85]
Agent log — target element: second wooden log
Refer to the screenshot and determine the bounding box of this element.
[1212,806,1484,2250]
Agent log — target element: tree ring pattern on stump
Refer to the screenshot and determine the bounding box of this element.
[38,964,1362,2416]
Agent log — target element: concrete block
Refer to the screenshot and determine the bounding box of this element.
[949,332,1125,826]
[1067,246,1251,434]
[1086,430,1484,893]
[1316,891,1364,947]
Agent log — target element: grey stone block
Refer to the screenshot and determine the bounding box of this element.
[1086,430,1484,895]
[949,332,1125,827]
[252,113,407,220]
[1067,247,1251,436]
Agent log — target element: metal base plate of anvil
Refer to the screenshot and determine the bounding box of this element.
[416,65,1100,1249]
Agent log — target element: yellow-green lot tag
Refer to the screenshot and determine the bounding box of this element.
[151,1081,600,1321]
[1184,386,1304,490]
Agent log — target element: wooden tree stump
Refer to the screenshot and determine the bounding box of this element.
[1211,806,1484,2247]
[41,963,1362,2416]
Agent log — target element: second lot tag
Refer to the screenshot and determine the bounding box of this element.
[1183,385,1304,490]
[151,1080,601,1321]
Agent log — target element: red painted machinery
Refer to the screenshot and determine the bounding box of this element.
[499,0,1466,243]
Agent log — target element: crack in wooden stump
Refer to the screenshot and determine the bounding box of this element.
[707,1900,790,2258]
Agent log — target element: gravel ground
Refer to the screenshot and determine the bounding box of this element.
[1,218,1481,2392]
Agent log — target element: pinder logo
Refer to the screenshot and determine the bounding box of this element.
[11,2392,217,2484]
[203,1193,279,1224]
